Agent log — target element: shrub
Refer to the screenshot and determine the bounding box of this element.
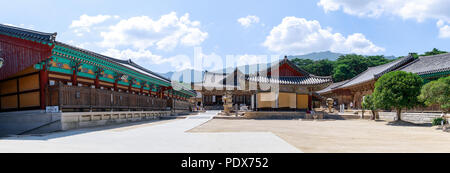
[432,117,447,126]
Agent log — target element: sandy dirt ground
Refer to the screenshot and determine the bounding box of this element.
[189,119,450,153]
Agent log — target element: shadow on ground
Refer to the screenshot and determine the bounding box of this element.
[0,118,180,141]
[385,120,432,127]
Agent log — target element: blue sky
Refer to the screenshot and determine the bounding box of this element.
[1,0,449,73]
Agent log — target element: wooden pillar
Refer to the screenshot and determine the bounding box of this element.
[94,68,102,89]
[114,79,118,91]
[128,82,132,93]
[71,61,80,86]
[72,69,78,86]
[39,65,48,110]
[308,90,312,111]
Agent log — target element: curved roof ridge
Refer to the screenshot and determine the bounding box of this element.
[0,23,57,42]
[55,41,171,83]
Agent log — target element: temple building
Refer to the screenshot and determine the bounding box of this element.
[0,24,196,113]
[194,57,333,111]
[319,53,450,110]
[398,53,450,82]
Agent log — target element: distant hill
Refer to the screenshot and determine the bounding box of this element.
[288,51,398,60]
[287,51,343,61]
[160,51,399,83]
[160,69,205,83]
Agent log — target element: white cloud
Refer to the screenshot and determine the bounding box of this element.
[317,0,450,38]
[102,48,192,71]
[70,14,117,36]
[263,16,384,55]
[437,20,450,38]
[99,12,208,51]
[237,15,260,28]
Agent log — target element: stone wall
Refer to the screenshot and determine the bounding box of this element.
[0,110,174,137]
[244,111,306,119]
[379,112,444,124]
[60,111,171,130]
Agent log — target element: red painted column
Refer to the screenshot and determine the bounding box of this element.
[308,93,312,111]
[114,79,118,91]
[39,66,48,109]
[128,82,132,93]
[95,70,100,89]
[94,75,100,88]
[72,69,77,86]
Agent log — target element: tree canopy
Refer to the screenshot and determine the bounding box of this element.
[291,48,446,82]
[372,71,424,121]
[291,54,394,82]
[418,76,450,113]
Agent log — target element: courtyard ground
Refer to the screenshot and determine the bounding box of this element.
[189,119,450,153]
[0,111,300,153]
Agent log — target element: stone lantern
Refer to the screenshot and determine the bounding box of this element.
[326,98,334,113]
[222,92,233,116]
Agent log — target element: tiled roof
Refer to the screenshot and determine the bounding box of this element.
[55,41,196,95]
[337,55,414,89]
[197,71,244,89]
[0,23,56,43]
[398,53,450,75]
[246,75,332,85]
[55,41,170,82]
[317,80,349,94]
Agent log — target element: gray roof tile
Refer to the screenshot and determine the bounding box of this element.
[398,53,450,75]
[0,23,56,43]
[338,55,414,89]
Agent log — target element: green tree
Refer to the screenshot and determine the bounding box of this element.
[373,71,424,121]
[304,59,335,76]
[422,48,447,56]
[291,58,314,68]
[333,64,353,82]
[333,54,369,82]
[366,55,392,67]
[362,94,378,120]
[418,76,450,113]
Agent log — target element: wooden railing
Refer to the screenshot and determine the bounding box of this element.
[173,100,192,110]
[46,84,191,111]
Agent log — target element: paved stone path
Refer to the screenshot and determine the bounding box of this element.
[0,111,301,153]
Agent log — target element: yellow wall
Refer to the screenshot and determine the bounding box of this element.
[19,92,40,108]
[19,74,39,92]
[0,79,17,95]
[257,93,277,108]
[296,94,308,109]
[279,92,296,108]
[1,95,18,109]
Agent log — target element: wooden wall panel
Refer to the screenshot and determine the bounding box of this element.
[99,81,113,87]
[77,78,94,84]
[1,95,18,109]
[19,91,40,108]
[49,73,71,80]
[257,92,277,108]
[19,74,39,92]
[296,94,308,109]
[0,79,17,95]
[279,92,296,108]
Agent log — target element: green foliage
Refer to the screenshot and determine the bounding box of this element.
[432,117,447,126]
[373,71,424,110]
[303,59,335,77]
[419,76,450,113]
[366,55,392,67]
[291,59,314,68]
[422,48,447,56]
[362,94,376,111]
[290,48,446,82]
